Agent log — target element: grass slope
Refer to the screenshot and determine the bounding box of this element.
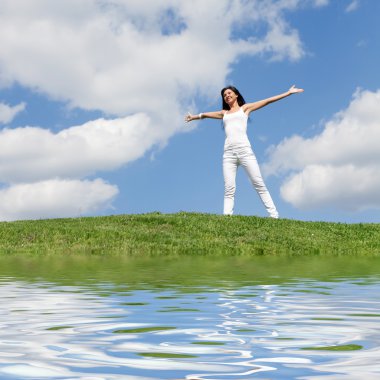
[0,212,379,256]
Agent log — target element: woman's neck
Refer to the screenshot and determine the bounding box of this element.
[229,103,240,112]
[228,102,240,112]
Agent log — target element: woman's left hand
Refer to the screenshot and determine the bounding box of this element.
[288,85,304,94]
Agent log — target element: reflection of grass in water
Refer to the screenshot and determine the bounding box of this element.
[155,296,180,299]
[120,302,148,306]
[311,317,344,321]
[158,308,200,312]
[236,328,256,332]
[301,344,363,351]
[2,253,380,294]
[352,281,376,286]
[312,286,332,289]
[46,326,73,331]
[276,337,295,340]
[294,290,331,295]
[97,315,124,319]
[191,341,225,345]
[347,313,380,317]
[113,326,176,334]
[138,352,197,358]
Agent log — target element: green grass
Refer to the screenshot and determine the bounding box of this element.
[0,212,379,256]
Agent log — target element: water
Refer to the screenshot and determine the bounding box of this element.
[0,256,380,379]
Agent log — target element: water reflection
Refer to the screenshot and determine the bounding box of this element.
[0,257,380,379]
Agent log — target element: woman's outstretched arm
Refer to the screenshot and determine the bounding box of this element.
[243,85,304,115]
[185,110,224,123]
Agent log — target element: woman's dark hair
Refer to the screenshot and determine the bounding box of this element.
[221,86,246,110]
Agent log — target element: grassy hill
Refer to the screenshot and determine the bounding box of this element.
[0,212,379,256]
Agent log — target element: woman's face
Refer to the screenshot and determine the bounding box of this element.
[223,89,238,105]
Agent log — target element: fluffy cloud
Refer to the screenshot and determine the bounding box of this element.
[0,114,157,221]
[0,0,308,117]
[0,179,118,221]
[0,102,25,124]
[264,89,380,211]
[0,113,157,183]
[0,0,326,220]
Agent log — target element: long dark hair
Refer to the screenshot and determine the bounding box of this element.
[221,86,246,110]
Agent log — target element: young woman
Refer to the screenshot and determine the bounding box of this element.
[185,85,304,218]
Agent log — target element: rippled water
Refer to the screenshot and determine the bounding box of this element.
[1,257,380,379]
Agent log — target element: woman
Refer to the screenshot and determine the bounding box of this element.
[185,85,304,218]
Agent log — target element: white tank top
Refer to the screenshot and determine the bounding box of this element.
[223,108,250,147]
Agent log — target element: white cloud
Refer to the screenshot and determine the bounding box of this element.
[0,0,307,117]
[346,0,360,13]
[0,179,118,221]
[264,88,380,211]
[0,113,158,221]
[0,102,25,124]
[0,113,158,183]
[280,164,380,211]
[312,0,329,7]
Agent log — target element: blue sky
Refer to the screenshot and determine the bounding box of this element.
[0,0,379,223]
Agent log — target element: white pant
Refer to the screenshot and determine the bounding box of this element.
[223,144,279,218]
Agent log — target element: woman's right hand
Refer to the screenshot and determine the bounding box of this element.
[184,112,193,123]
